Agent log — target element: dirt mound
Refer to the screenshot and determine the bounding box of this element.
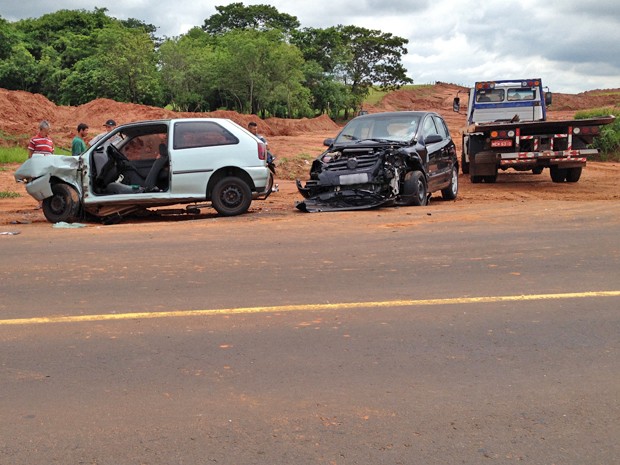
[0,88,340,150]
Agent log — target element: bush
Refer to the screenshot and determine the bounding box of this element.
[574,107,620,161]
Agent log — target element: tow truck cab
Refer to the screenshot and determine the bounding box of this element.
[454,79,553,125]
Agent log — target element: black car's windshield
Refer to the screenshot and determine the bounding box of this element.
[335,115,421,144]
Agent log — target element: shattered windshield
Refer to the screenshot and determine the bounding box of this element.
[335,114,421,144]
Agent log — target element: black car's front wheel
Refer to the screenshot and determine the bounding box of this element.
[211,176,252,216]
[401,170,428,206]
[42,183,81,223]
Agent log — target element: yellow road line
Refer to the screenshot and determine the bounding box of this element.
[2,291,619,326]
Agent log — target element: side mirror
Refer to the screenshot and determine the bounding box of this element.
[453,97,460,113]
[545,91,552,106]
[424,134,443,145]
[323,138,335,147]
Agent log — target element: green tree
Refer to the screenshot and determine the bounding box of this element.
[60,24,162,105]
[212,29,309,116]
[293,25,412,117]
[0,16,19,60]
[203,2,300,35]
[159,28,218,111]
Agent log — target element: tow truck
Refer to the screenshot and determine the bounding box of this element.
[453,78,615,183]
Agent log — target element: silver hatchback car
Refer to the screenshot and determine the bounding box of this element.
[15,118,274,223]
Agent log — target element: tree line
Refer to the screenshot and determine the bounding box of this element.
[0,3,412,119]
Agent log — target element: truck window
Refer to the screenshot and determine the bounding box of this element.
[507,88,535,101]
[476,89,504,103]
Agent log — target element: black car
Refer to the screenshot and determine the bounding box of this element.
[296,111,459,212]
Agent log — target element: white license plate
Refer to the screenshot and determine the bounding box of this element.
[339,173,369,185]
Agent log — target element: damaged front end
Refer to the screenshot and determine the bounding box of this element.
[296,144,408,212]
[14,155,81,200]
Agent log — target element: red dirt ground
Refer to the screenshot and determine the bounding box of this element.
[1,83,618,226]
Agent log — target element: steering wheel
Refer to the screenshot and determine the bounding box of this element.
[107,144,130,164]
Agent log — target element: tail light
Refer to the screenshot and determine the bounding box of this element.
[573,126,599,135]
[257,142,266,160]
[490,130,515,138]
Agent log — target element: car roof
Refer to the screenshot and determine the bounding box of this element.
[354,111,437,119]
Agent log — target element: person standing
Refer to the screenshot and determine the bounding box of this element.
[248,121,275,169]
[72,123,89,156]
[27,120,54,158]
[89,119,117,147]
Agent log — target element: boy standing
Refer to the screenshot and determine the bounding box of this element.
[72,123,89,156]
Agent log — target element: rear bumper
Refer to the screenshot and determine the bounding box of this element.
[498,149,595,168]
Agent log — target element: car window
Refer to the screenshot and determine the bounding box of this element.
[173,121,239,150]
[433,116,449,139]
[422,116,439,137]
[121,133,167,161]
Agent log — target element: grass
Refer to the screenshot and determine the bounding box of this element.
[0,146,29,164]
[365,84,433,106]
[0,145,71,163]
[0,191,21,198]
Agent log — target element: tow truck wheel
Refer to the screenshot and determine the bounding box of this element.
[566,167,582,183]
[42,183,80,223]
[550,166,567,183]
[461,154,469,174]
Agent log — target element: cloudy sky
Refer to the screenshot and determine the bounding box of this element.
[2,0,619,93]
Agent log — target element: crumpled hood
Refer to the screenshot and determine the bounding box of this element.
[14,154,80,184]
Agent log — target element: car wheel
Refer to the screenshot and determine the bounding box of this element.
[566,167,582,182]
[441,165,459,200]
[42,183,80,223]
[550,166,567,183]
[211,176,252,216]
[402,170,427,206]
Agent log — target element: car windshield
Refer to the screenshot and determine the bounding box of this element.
[335,115,421,144]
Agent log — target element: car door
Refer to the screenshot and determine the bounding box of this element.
[420,115,444,191]
[433,115,456,185]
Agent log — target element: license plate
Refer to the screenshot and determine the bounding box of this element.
[339,173,369,185]
[491,139,513,147]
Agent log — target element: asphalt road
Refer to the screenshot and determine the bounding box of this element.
[1,200,619,464]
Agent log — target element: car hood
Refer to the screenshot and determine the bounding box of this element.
[14,154,80,184]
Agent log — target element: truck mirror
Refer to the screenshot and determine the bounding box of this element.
[323,138,335,147]
[453,97,460,113]
[545,91,552,106]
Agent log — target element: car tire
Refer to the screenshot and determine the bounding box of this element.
[532,166,544,174]
[402,170,427,206]
[211,176,252,216]
[42,183,80,223]
[441,165,459,200]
